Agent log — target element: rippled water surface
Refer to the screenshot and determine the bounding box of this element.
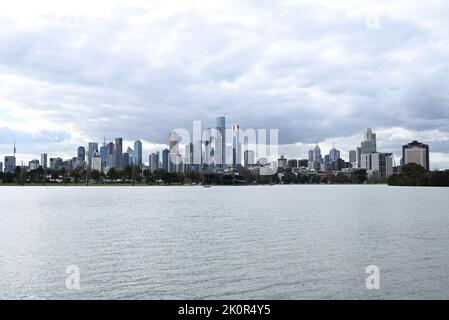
[1,185,449,299]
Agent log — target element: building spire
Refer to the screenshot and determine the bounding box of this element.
[14,141,16,157]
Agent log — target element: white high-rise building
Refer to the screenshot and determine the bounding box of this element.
[92,152,102,172]
[232,125,242,167]
[360,152,394,178]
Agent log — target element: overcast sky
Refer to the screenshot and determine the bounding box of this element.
[1,0,449,168]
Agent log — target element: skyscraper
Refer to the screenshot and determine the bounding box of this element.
[106,142,115,171]
[168,131,179,173]
[162,148,169,172]
[349,150,357,164]
[41,153,48,170]
[115,138,123,170]
[402,140,430,170]
[244,150,255,167]
[360,128,377,154]
[149,153,159,173]
[232,124,241,168]
[77,146,86,162]
[215,116,226,167]
[88,142,98,168]
[329,145,341,162]
[134,140,142,167]
[4,156,16,173]
[308,144,323,171]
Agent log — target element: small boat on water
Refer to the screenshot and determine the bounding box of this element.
[203,185,212,188]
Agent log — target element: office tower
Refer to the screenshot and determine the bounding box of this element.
[122,153,130,168]
[277,155,287,169]
[149,153,159,173]
[349,150,357,163]
[402,140,430,170]
[115,138,123,170]
[215,116,226,167]
[184,143,193,172]
[360,152,394,178]
[168,132,179,173]
[193,139,202,168]
[203,128,214,166]
[29,159,40,171]
[127,147,134,166]
[77,146,86,162]
[41,153,48,170]
[287,159,298,169]
[100,145,107,172]
[308,144,323,171]
[162,149,169,171]
[360,128,377,154]
[87,142,98,168]
[92,152,102,172]
[298,159,309,167]
[4,156,16,173]
[232,124,241,168]
[105,142,115,171]
[134,140,142,167]
[50,157,63,171]
[244,150,255,167]
[329,145,341,162]
[0,161,3,173]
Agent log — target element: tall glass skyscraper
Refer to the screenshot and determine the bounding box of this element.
[215,116,226,167]
[115,138,123,170]
[87,142,98,168]
[134,140,142,167]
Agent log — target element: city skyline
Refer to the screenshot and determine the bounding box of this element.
[1,1,449,168]
[0,122,434,175]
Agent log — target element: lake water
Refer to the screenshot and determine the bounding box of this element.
[0,185,448,300]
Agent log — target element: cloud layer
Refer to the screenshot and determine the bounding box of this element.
[1,0,448,167]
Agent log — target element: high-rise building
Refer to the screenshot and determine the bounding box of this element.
[329,145,341,162]
[29,159,40,171]
[122,153,130,168]
[244,150,255,167]
[77,146,86,162]
[149,153,159,173]
[92,151,102,172]
[115,138,123,170]
[168,132,179,173]
[308,144,323,171]
[4,156,16,173]
[100,145,107,172]
[349,150,357,163]
[360,152,394,178]
[105,142,115,172]
[288,159,298,169]
[50,157,63,171]
[215,116,226,167]
[203,128,214,166]
[134,140,142,167]
[0,161,3,173]
[402,140,429,170]
[360,128,377,154]
[41,153,48,170]
[232,124,241,167]
[87,142,98,168]
[162,149,169,171]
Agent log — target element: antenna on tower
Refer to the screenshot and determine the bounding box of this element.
[14,141,16,157]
